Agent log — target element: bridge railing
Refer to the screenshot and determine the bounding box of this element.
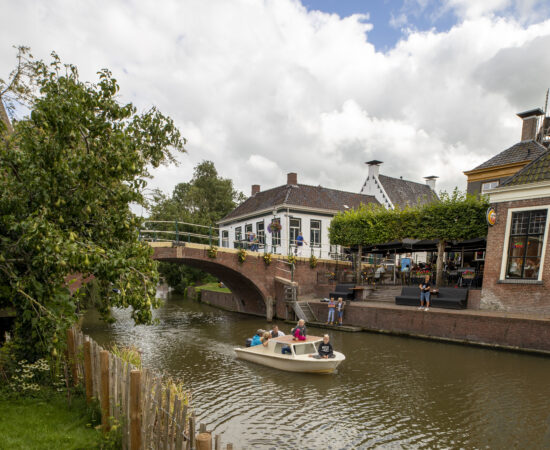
[139,220,220,246]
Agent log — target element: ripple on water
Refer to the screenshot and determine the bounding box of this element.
[81,295,550,449]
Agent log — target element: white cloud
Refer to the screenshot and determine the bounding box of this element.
[1,0,550,202]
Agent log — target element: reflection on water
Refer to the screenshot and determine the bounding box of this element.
[82,291,550,449]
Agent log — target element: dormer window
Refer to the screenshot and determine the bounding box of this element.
[481,181,499,194]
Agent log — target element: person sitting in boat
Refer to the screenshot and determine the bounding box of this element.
[271,325,285,338]
[309,334,335,359]
[251,329,264,347]
[261,331,271,347]
[291,319,307,341]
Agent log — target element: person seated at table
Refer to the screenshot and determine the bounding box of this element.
[309,335,335,359]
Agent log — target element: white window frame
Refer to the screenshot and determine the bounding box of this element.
[310,219,321,247]
[499,205,550,282]
[481,180,499,194]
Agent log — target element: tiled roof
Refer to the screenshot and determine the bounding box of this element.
[501,149,550,186]
[378,175,437,209]
[469,140,547,171]
[220,184,379,222]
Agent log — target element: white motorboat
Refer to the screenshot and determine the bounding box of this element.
[234,335,345,374]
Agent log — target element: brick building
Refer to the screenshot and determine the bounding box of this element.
[481,150,550,314]
[464,108,548,195]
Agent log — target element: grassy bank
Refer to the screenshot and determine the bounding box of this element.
[194,281,231,293]
[0,390,102,449]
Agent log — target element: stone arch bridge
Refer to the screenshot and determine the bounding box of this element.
[150,242,346,320]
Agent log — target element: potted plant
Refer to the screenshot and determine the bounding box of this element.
[267,221,282,233]
[263,253,272,266]
[207,246,218,259]
[237,248,247,264]
[309,255,318,269]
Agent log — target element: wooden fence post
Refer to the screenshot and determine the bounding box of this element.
[130,370,142,450]
[84,340,93,403]
[100,350,110,433]
[67,328,78,386]
[196,433,212,450]
[189,416,196,450]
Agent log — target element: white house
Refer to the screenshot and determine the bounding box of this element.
[217,173,379,259]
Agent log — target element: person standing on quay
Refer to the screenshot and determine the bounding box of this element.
[419,275,431,311]
[326,297,336,325]
[336,297,345,326]
[295,232,307,256]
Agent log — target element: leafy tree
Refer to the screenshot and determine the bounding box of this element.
[0,48,185,359]
[329,189,489,286]
[149,160,244,292]
[149,160,245,225]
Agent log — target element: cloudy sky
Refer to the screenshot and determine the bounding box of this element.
[2,0,550,201]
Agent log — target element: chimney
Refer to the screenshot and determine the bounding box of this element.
[366,160,383,179]
[251,184,260,196]
[287,172,297,185]
[517,108,544,141]
[424,176,438,191]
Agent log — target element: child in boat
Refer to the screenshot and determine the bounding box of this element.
[291,319,307,341]
[326,297,336,324]
[261,331,271,347]
[309,334,335,359]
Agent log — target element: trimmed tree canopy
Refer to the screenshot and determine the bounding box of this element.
[329,190,489,247]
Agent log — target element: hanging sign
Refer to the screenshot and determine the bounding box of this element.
[486,207,497,226]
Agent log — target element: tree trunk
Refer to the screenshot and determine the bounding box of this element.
[436,239,446,288]
[355,245,363,284]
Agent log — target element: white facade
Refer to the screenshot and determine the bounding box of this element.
[218,208,342,259]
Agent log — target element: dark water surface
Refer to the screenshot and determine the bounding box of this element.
[81,291,550,449]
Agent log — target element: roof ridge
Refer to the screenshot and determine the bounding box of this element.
[378,174,432,188]
[294,183,376,197]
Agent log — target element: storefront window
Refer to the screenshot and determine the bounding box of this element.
[506,209,547,279]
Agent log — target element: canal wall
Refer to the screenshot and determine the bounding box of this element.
[187,287,264,316]
[308,301,550,354]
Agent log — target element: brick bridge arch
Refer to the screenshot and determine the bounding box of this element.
[150,243,345,320]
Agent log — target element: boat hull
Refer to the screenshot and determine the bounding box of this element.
[234,348,345,373]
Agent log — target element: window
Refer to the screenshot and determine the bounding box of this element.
[256,221,265,244]
[245,223,252,235]
[505,209,547,279]
[235,227,242,244]
[271,218,281,247]
[293,343,316,355]
[289,218,301,245]
[310,219,321,247]
[481,181,499,194]
[222,230,229,248]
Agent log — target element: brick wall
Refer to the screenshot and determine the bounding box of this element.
[481,197,550,314]
[199,290,258,315]
[308,301,550,353]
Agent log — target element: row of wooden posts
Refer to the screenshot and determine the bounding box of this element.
[66,326,235,449]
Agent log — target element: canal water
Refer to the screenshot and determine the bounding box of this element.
[81,291,550,449]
